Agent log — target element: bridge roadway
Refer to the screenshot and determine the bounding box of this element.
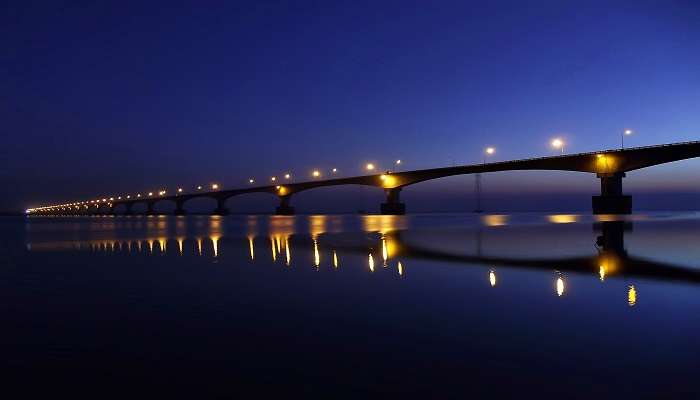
[31,140,700,216]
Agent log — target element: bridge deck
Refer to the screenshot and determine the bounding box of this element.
[28,140,700,213]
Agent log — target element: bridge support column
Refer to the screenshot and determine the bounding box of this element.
[213,198,229,215]
[381,188,406,215]
[275,195,295,215]
[595,221,630,255]
[146,202,156,215]
[124,203,133,215]
[174,200,186,215]
[592,173,632,214]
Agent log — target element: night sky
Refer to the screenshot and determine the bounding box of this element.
[3,1,700,213]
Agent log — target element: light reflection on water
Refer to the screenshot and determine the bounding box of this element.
[8,212,700,396]
[21,213,700,300]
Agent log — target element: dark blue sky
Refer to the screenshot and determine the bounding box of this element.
[3,1,700,212]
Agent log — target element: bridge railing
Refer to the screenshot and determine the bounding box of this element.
[455,140,700,169]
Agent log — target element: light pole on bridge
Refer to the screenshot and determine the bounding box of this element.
[622,129,633,149]
[475,147,495,213]
[551,138,565,155]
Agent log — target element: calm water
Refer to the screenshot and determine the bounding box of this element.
[2,213,699,398]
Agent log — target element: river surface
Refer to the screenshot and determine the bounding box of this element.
[2,213,699,398]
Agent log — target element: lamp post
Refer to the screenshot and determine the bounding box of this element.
[484,147,495,164]
[622,129,632,149]
[551,138,564,155]
[475,147,495,213]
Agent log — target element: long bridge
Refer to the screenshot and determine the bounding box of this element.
[27,141,700,216]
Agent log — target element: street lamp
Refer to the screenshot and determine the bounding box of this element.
[484,147,495,164]
[284,173,291,180]
[211,183,219,190]
[248,178,255,184]
[622,129,633,149]
[312,170,321,178]
[332,168,338,174]
[366,163,375,172]
[551,138,565,155]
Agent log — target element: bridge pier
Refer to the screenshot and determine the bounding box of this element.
[381,188,406,215]
[124,203,133,215]
[174,200,186,215]
[213,198,229,215]
[592,173,632,214]
[146,202,156,215]
[275,195,295,215]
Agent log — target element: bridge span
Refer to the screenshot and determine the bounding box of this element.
[27,141,700,216]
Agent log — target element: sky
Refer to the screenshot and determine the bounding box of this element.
[3,0,700,213]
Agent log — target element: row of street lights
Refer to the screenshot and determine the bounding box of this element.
[247,159,403,186]
[29,131,635,213]
[550,129,634,156]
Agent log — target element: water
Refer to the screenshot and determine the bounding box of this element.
[2,213,699,398]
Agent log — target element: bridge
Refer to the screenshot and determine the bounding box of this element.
[26,141,700,216]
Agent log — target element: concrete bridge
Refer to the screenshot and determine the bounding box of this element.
[27,141,700,216]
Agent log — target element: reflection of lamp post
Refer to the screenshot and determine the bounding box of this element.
[622,129,633,149]
[556,272,565,296]
[628,285,637,306]
[552,138,564,155]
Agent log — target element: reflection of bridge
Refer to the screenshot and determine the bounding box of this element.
[365,222,700,285]
[24,220,700,285]
[28,141,700,216]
